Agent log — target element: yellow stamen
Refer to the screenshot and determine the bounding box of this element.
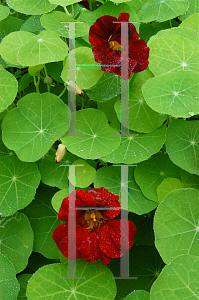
[108,35,121,51]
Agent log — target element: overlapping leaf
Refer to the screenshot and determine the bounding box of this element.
[2,93,69,162]
[156,177,184,203]
[6,0,57,15]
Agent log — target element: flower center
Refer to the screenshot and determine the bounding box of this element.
[108,35,121,51]
[85,210,104,230]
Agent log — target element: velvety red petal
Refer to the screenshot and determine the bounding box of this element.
[58,190,95,224]
[87,187,121,219]
[129,40,149,73]
[52,224,89,259]
[92,44,121,66]
[99,219,136,258]
[113,12,130,35]
[89,15,117,47]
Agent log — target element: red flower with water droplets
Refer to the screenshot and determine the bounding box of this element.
[89,13,149,79]
[53,187,136,265]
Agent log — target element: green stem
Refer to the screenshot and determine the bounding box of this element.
[71,4,74,17]
[64,6,71,15]
[58,85,68,98]
[43,65,50,92]
[81,97,85,109]
[169,20,172,28]
[33,75,40,93]
[87,0,93,11]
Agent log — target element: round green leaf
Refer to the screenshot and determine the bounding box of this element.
[0,5,9,21]
[6,0,57,15]
[51,188,68,213]
[0,65,18,112]
[17,31,68,66]
[156,178,184,203]
[179,13,199,33]
[114,70,167,133]
[2,92,69,162]
[49,0,80,5]
[94,166,157,214]
[26,260,116,300]
[148,36,199,75]
[71,159,96,188]
[134,153,182,202]
[0,16,24,42]
[40,11,89,38]
[148,27,199,47]
[0,31,35,66]
[20,15,45,33]
[61,47,103,89]
[179,1,199,21]
[154,188,199,263]
[0,254,20,300]
[39,151,78,189]
[23,184,60,259]
[0,212,34,273]
[102,125,166,164]
[142,71,199,118]
[97,97,118,122]
[17,274,32,300]
[61,108,121,159]
[0,156,40,216]
[180,169,199,190]
[166,119,199,175]
[138,0,188,23]
[124,290,150,300]
[150,255,199,300]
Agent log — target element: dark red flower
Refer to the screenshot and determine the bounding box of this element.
[53,187,136,265]
[89,13,149,79]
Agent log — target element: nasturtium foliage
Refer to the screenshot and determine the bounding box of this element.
[0,155,40,216]
[2,92,69,162]
[154,188,199,264]
[150,255,199,300]
[0,254,20,300]
[0,1,198,299]
[26,260,117,300]
[0,212,34,273]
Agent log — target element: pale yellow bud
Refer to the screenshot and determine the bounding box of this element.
[67,81,83,96]
[55,144,66,163]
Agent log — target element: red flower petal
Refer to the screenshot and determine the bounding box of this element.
[87,187,121,219]
[99,219,136,258]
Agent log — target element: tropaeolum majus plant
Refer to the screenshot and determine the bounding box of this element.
[0,0,198,300]
[53,188,136,265]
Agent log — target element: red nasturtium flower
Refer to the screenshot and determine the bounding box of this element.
[89,13,149,79]
[53,187,137,265]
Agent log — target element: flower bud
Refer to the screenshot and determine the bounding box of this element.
[44,76,52,85]
[55,144,66,163]
[67,81,83,96]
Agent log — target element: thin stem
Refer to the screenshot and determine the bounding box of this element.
[87,0,93,11]
[58,85,68,98]
[71,4,74,17]
[33,75,40,93]
[64,6,71,15]
[43,65,50,92]
[81,97,85,109]
[169,20,172,28]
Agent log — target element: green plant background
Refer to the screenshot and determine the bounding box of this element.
[0,0,198,299]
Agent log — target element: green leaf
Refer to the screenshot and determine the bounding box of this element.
[23,184,60,259]
[17,274,32,300]
[97,97,118,122]
[138,0,188,23]
[156,177,184,203]
[114,70,167,133]
[39,152,78,189]
[126,0,151,13]
[180,169,199,190]
[61,108,121,159]
[179,12,199,33]
[0,212,34,273]
[179,0,199,21]
[6,0,57,15]
[40,11,89,38]
[17,31,68,66]
[0,65,18,112]
[142,71,199,118]
[94,166,157,215]
[0,31,35,66]
[166,119,199,175]
[102,125,167,164]
[0,16,24,42]
[134,153,182,202]
[26,260,117,299]
[49,0,80,5]
[20,15,45,33]
[0,254,20,300]
[148,36,199,75]
[0,156,40,216]
[154,188,199,263]
[0,5,10,21]
[61,47,103,89]
[124,290,150,300]
[150,255,199,300]
[51,188,68,213]
[148,27,199,46]
[2,92,69,162]
[71,159,96,188]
